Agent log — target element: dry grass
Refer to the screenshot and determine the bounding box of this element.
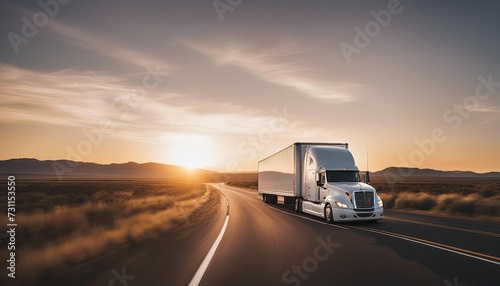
[371,176,500,216]
[378,192,500,216]
[226,180,258,190]
[0,180,217,281]
[370,176,500,197]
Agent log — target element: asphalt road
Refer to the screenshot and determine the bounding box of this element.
[27,183,500,286]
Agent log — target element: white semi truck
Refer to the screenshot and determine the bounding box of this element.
[258,142,383,223]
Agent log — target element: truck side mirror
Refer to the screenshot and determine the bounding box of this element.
[316,173,325,186]
[365,171,371,184]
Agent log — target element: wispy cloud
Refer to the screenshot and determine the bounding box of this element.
[183,39,363,103]
[0,64,126,128]
[473,106,500,113]
[479,117,500,125]
[46,19,173,71]
[0,64,298,142]
[464,105,500,114]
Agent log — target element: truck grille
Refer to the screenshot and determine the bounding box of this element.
[354,191,374,209]
[356,212,374,217]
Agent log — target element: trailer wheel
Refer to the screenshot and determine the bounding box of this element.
[269,194,278,204]
[325,204,334,224]
[263,194,277,204]
[294,198,302,213]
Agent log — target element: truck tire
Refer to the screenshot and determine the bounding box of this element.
[325,204,334,224]
[284,196,295,205]
[264,194,277,204]
[269,194,278,204]
[294,198,302,213]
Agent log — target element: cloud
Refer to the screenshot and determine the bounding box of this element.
[182,39,363,103]
[0,64,298,142]
[0,64,125,127]
[473,106,500,113]
[479,117,500,125]
[464,105,500,115]
[46,19,174,71]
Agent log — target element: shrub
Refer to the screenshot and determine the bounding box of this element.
[394,192,437,210]
[378,193,397,209]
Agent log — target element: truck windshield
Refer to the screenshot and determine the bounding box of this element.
[326,171,360,182]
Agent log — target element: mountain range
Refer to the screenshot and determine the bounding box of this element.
[0,158,498,179]
[0,158,215,179]
[371,167,500,178]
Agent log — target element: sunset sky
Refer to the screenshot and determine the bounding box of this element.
[0,0,499,172]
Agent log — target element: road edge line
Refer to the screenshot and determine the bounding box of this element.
[188,189,229,286]
[352,226,500,266]
[384,216,500,238]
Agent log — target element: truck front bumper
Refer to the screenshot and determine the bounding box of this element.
[333,208,383,222]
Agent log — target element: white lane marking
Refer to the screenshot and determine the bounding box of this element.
[384,216,500,238]
[188,194,229,286]
[267,205,349,230]
[352,226,500,266]
[270,204,500,265]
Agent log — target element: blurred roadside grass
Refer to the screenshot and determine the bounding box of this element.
[371,177,500,217]
[227,177,500,217]
[0,180,218,281]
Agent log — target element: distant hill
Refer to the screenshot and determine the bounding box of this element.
[1,159,498,180]
[0,158,217,179]
[372,167,500,178]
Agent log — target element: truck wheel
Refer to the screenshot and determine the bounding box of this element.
[294,199,301,213]
[269,194,278,204]
[325,204,334,224]
[264,194,277,204]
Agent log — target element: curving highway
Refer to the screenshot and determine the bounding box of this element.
[36,183,500,286]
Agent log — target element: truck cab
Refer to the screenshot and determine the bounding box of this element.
[299,146,383,222]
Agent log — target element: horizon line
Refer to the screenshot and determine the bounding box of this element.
[1,157,499,174]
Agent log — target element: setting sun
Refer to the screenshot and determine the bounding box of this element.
[168,135,211,169]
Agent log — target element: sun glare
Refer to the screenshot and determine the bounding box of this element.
[169,135,211,169]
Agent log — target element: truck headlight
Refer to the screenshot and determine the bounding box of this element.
[377,196,383,207]
[335,201,348,208]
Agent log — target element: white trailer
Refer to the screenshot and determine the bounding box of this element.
[258,143,383,222]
